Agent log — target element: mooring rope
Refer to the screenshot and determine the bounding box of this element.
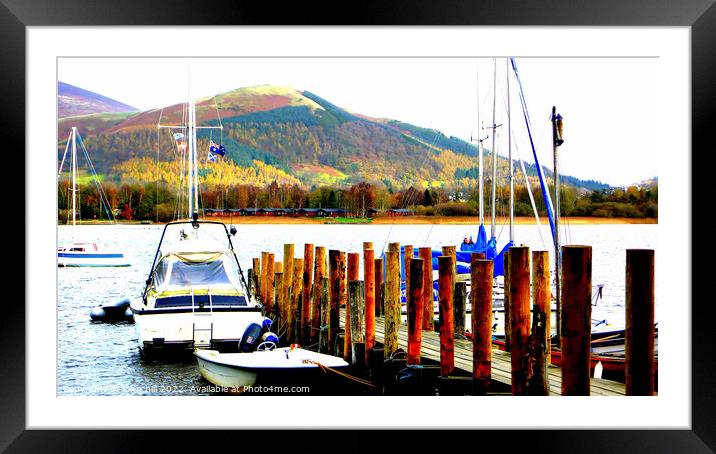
[302,359,377,388]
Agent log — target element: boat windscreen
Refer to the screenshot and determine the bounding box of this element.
[167,260,232,287]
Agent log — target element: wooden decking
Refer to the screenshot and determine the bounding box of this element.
[341,310,627,396]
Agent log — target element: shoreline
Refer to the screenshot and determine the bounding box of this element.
[61,216,658,226]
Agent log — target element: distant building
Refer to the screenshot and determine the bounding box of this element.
[387,208,414,216]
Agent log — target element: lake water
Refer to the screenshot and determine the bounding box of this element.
[57,222,657,395]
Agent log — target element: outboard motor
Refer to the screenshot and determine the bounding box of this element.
[238,323,264,353]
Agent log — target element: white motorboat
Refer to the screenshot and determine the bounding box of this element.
[130,219,266,358]
[130,89,268,359]
[57,126,130,267]
[195,345,349,390]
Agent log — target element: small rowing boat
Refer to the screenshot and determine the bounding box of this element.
[195,345,349,390]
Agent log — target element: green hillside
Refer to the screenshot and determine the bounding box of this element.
[57,84,609,192]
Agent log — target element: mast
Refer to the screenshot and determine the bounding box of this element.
[552,105,564,342]
[189,96,199,218]
[507,59,514,242]
[71,126,77,226]
[477,65,484,226]
[187,97,197,219]
[490,58,498,238]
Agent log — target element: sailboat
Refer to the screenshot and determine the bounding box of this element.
[57,127,130,267]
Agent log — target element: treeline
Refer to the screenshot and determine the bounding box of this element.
[58,178,657,222]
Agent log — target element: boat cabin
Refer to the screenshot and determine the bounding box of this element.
[57,242,99,252]
[145,246,250,310]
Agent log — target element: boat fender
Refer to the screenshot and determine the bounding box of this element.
[238,323,264,353]
[261,332,279,344]
[261,317,273,330]
[89,307,106,321]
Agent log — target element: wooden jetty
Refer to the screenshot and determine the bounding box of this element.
[252,243,655,397]
[339,310,626,396]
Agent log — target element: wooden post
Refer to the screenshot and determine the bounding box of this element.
[283,243,294,323]
[384,250,400,357]
[363,242,373,252]
[503,249,511,352]
[290,258,304,344]
[442,244,456,282]
[364,247,376,364]
[625,249,655,396]
[438,255,455,377]
[560,245,592,396]
[345,252,360,361]
[454,282,467,339]
[328,250,340,356]
[301,244,314,345]
[529,250,551,395]
[318,277,329,353]
[265,253,275,315]
[252,257,260,297]
[273,262,283,319]
[311,246,326,345]
[274,272,284,330]
[508,246,531,396]
[471,256,493,395]
[407,258,424,365]
[404,245,414,311]
[337,251,347,360]
[349,280,366,368]
[374,258,384,317]
[419,247,434,330]
[260,251,269,304]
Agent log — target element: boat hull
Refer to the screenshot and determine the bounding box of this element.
[196,352,259,389]
[58,251,130,267]
[194,348,349,391]
[130,302,265,358]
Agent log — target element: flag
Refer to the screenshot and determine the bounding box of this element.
[174,132,186,152]
[210,140,226,157]
[207,151,217,162]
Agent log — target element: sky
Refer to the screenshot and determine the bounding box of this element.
[58,57,660,187]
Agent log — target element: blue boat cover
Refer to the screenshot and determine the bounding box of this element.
[387,224,513,279]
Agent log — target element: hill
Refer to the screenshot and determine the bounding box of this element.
[57,84,610,192]
[58,82,139,117]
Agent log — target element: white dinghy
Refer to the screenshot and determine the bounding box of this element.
[195,345,349,390]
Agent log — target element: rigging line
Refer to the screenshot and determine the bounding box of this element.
[510,58,556,239]
[497,90,547,249]
[514,140,547,249]
[157,116,160,223]
[77,134,115,223]
[58,136,71,176]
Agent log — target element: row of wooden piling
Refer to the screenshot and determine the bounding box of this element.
[250,243,655,396]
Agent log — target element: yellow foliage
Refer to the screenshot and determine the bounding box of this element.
[113,157,301,187]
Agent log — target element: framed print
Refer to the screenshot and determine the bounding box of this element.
[5,0,714,451]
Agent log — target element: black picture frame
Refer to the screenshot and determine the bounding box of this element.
[5,0,713,451]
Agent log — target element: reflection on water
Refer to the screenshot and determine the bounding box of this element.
[57,223,657,395]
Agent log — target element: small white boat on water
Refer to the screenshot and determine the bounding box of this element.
[195,345,349,390]
[57,241,130,267]
[57,126,130,267]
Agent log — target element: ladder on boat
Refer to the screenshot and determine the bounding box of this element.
[191,287,214,348]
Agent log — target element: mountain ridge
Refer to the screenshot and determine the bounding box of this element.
[57,83,612,192]
[58,81,139,117]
